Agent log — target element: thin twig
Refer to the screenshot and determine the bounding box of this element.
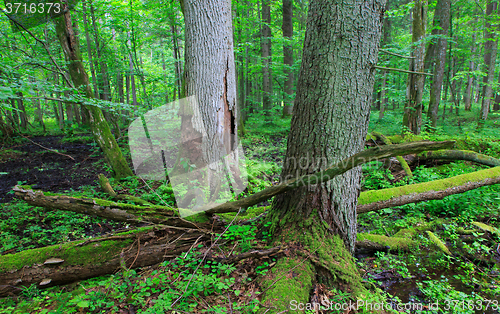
[2,12,73,87]
[379,49,415,59]
[374,65,433,76]
[21,135,75,161]
[171,208,243,308]
[128,237,140,270]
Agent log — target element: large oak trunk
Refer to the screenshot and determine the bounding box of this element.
[261,0,387,311]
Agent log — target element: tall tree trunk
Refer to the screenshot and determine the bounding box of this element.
[464,25,477,111]
[282,0,294,117]
[425,0,450,128]
[480,0,498,126]
[264,0,386,310]
[130,54,138,107]
[180,0,241,207]
[16,92,28,130]
[171,19,183,100]
[261,0,272,115]
[54,10,133,179]
[90,2,111,101]
[403,0,427,135]
[379,71,387,120]
[82,0,98,98]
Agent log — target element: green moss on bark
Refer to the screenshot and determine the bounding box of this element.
[357,233,417,251]
[0,226,157,273]
[358,167,500,205]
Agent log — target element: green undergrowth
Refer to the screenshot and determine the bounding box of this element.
[0,219,274,313]
[0,200,125,254]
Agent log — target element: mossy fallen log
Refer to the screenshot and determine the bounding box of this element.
[0,225,208,297]
[356,233,416,251]
[417,149,500,167]
[471,221,500,236]
[13,185,207,228]
[426,231,451,255]
[206,140,454,214]
[358,166,500,213]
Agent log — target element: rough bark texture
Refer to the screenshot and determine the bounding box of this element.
[181,0,240,203]
[271,0,385,252]
[261,0,272,115]
[425,0,450,128]
[358,166,500,213]
[403,0,427,135]
[54,10,133,179]
[282,0,294,117]
[260,0,388,310]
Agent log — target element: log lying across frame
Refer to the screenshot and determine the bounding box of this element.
[357,166,500,213]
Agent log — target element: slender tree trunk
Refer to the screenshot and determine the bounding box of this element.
[90,2,111,101]
[282,0,294,117]
[16,92,28,130]
[264,0,386,310]
[403,0,427,135]
[379,71,387,120]
[171,19,182,100]
[82,0,98,98]
[480,0,498,126]
[425,0,450,128]
[130,54,138,107]
[464,26,477,111]
[261,0,272,115]
[54,10,133,179]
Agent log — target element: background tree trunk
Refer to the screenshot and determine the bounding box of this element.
[282,0,293,117]
[261,0,272,116]
[480,0,498,125]
[425,0,450,128]
[403,0,427,135]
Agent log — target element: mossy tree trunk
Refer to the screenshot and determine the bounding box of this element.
[54,10,133,179]
[261,0,386,310]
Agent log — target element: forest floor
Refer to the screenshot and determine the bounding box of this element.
[0,135,110,203]
[1,111,500,313]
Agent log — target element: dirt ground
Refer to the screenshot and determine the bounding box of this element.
[0,136,110,203]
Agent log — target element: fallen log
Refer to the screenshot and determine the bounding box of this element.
[14,141,455,221]
[206,140,455,214]
[12,185,205,228]
[416,149,500,167]
[358,166,500,213]
[0,225,209,297]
